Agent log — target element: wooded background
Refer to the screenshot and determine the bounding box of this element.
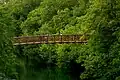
[0,0,120,80]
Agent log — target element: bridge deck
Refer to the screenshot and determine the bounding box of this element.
[14,34,89,45]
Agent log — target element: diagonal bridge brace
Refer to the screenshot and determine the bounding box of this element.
[13,34,89,45]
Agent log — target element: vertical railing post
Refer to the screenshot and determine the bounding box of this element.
[74,35,76,43]
[72,35,74,43]
[42,35,44,43]
[54,35,55,43]
[39,36,41,44]
[61,34,62,43]
[47,34,49,44]
[68,35,69,43]
[33,36,35,44]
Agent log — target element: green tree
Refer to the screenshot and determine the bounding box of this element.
[76,0,120,79]
[0,4,18,79]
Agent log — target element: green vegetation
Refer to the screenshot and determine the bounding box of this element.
[0,0,120,80]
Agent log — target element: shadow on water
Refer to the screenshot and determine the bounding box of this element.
[24,61,84,80]
[25,68,71,80]
[69,60,85,80]
[15,46,85,80]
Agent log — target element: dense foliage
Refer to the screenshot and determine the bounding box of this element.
[0,0,120,80]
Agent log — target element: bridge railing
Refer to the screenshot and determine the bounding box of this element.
[14,34,89,45]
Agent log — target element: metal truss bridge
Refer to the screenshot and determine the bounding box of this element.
[14,34,89,45]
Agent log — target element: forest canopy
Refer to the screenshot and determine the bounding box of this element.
[0,0,120,80]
